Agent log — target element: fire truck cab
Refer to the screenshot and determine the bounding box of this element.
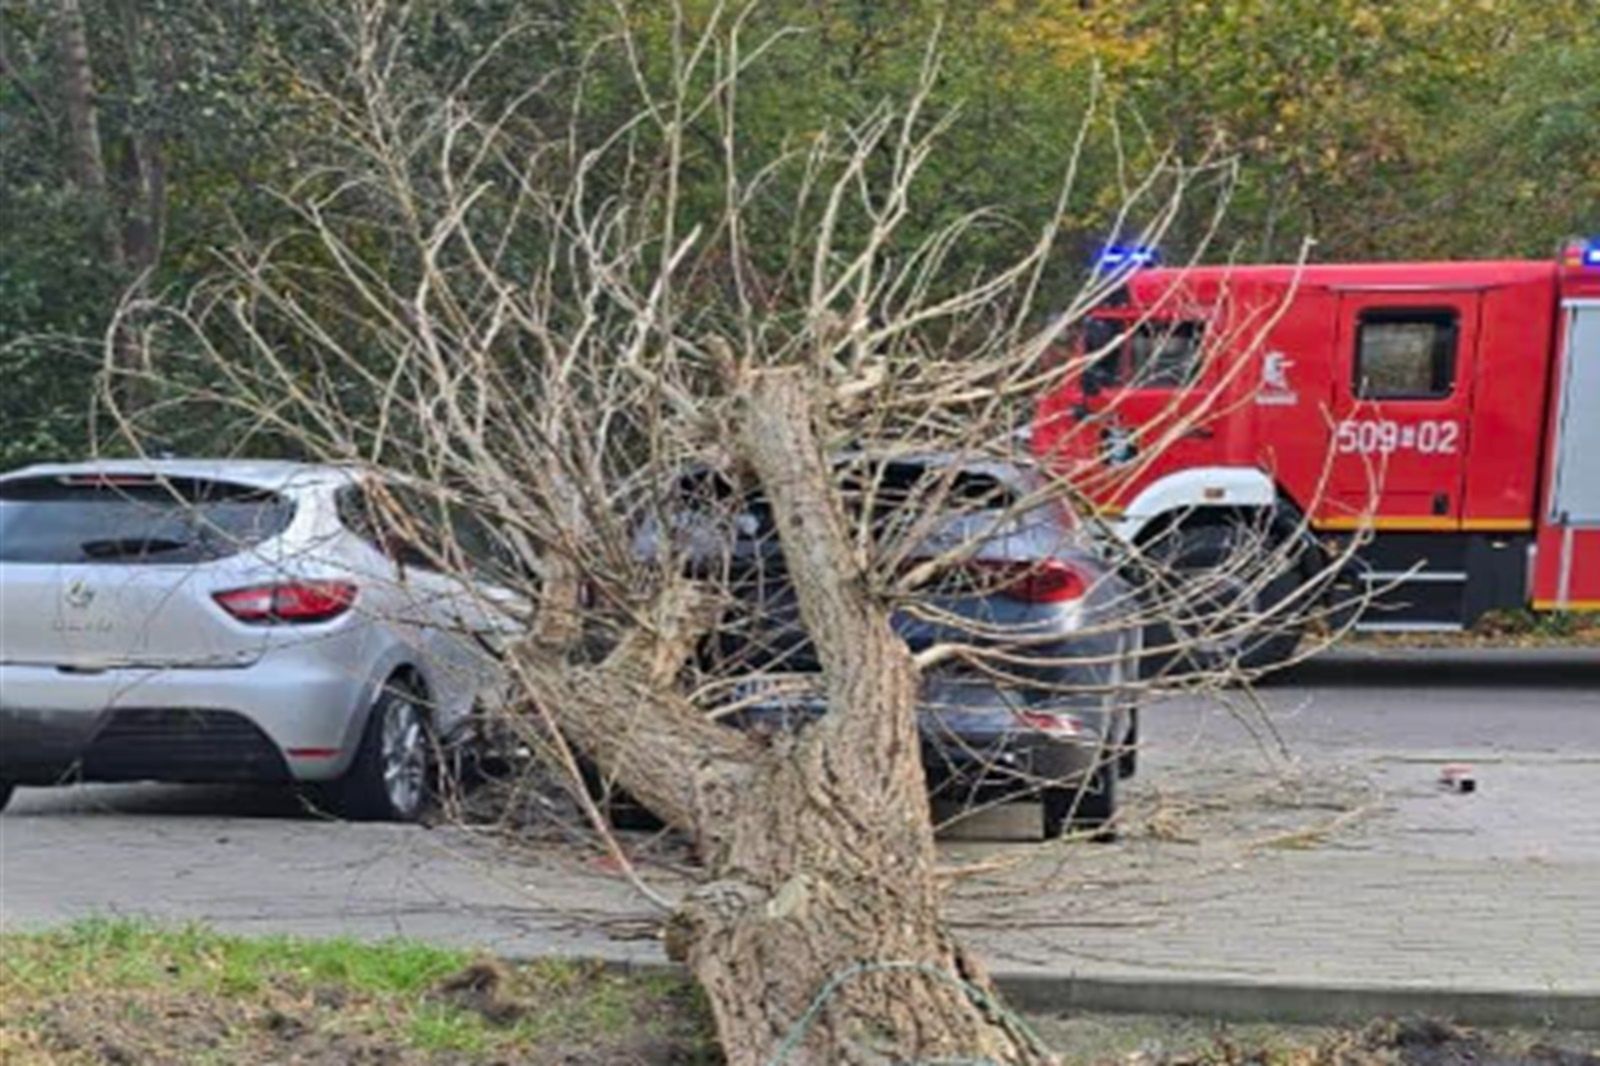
[1033,239,1600,668]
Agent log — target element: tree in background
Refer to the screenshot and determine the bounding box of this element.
[0,0,553,464]
[1005,0,1600,258]
[3,0,1597,467]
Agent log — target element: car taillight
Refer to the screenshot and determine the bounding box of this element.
[975,559,1089,603]
[213,581,358,624]
[1015,710,1094,738]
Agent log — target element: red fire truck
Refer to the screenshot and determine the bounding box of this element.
[1033,239,1600,669]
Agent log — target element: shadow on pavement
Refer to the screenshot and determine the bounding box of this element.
[6,782,319,820]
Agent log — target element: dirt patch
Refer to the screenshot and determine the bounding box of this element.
[6,974,715,1065]
[428,959,530,1026]
[1361,1017,1600,1066]
[6,980,715,1065]
[0,923,718,1065]
[20,992,413,1065]
[1036,1013,1600,1066]
[1281,1017,1600,1066]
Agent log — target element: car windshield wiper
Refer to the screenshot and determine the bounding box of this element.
[79,536,193,559]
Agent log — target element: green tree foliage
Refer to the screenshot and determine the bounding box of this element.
[2,0,1597,467]
[0,0,546,467]
[998,0,1600,258]
[3,1,301,465]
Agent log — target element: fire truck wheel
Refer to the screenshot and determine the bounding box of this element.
[1140,522,1305,678]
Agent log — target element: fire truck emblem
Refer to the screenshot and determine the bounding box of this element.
[1256,350,1298,407]
[1099,422,1137,466]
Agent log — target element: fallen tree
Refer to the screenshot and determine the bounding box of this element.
[106,4,1362,1061]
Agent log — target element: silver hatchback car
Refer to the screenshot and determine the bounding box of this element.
[0,460,516,820]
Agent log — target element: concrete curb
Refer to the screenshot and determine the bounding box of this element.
[991,972,1600,1030]
[594,957,1600,1030]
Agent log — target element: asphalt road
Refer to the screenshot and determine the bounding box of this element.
[1,646,1596,956]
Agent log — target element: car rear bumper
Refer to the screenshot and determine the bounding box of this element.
[729,677,1128,801]
[0,643,378,785]
[0,705,293,784]
[917,724,1106,803]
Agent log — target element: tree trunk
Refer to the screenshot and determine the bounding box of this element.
[668,369,1050,1066]
[112,0,167,275]
[57,0,123,270]
[513,579,764,866]
[520,368,1052,1065]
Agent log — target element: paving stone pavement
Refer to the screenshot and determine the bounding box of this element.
[3,648,1598,1014]
[940,741,1600,995]
[963,830,1600,993]
[6,748,1595,1001]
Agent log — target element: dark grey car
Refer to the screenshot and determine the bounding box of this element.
[654,455,1142,840]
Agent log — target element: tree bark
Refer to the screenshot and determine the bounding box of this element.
[513,580,764,866]
[666,368,1050,1066]
[521,368,1052,1066]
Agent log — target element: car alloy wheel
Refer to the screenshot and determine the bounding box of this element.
[381,694,428,818]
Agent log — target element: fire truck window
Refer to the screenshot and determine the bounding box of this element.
[1354,310,1458,399]
[1082,319,1203,389]
[1080,318,1122,389]
[1128,322,1203,388]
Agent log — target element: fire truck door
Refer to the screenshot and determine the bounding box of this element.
[1532,300,1600,608]
[1325,291,1483,526]
[1547,303,1600,523]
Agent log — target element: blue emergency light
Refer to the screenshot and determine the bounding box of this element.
[1563,237,1600,268]
[1095,244,1161,273]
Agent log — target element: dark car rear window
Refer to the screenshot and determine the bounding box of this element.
[839,462,1020,521]
[0,476,294,564]
[674,461,1025,542]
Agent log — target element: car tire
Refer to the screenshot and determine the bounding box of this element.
[329,678,432,823]
[1140,523,1305,678]
[0,780,13,814]
[1042,764,1118,843]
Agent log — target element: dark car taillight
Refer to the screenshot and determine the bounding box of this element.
[1014,709,1095,738]
[213,581,358,624]
[973,559,1089,603]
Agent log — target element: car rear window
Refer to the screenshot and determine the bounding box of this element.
[672,460,1032,543]
[337,483,529,584]
[0,476,295,564]
[839,462,1021,520]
